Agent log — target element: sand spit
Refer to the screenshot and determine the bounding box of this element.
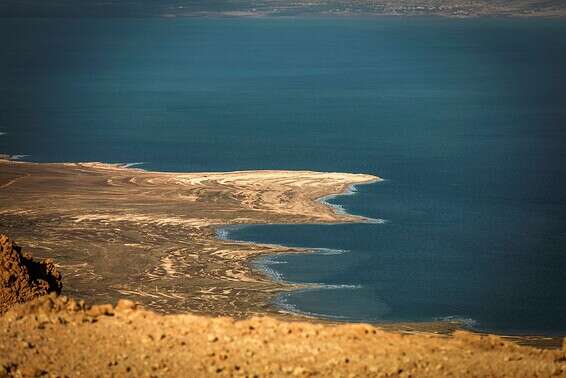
[0,159,377,317]
[0,235,62,314]
[0,294,564,377]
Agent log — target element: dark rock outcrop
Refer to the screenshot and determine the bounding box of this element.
[0,234,62,314]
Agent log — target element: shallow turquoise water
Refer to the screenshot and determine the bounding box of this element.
[1,17,566,335]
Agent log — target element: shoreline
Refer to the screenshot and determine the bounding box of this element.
[0,157,378,316]
[214,180,384,318]
[0,157,563,348]
[2,295,564,377]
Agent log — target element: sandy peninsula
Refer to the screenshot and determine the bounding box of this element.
[0,158,380,317]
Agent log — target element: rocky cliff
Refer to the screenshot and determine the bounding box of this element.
[0,234,62,314]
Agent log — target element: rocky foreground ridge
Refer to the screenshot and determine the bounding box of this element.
[0,294,565,377]
[0,235,62,315]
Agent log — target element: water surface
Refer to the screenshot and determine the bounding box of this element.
[1,17,566,335]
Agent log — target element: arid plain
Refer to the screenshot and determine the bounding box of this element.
[0,158,379,317]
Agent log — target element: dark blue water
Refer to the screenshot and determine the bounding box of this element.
[1,17,566,335]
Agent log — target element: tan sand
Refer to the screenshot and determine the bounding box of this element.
[1,295,565,377]
[0,159,377,317]
[0,235,62,314]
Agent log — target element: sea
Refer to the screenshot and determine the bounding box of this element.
[1,16,565,336]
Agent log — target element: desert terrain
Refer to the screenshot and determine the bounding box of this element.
[2,0,566,18]
[0,158,379,317]
[0,294,564,377]
[1,158,566,376]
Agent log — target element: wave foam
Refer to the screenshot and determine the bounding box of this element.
[318,182,387,224]
[255,255,287,265]
[274,291,356,321]
[214,225,246,241]
[10,155,29,160]
[215,228,230,240]
[121,162,146,168]
[311,248,348,256]
[316,283,362,290]
[260,265,285,282]
[436,316,478,328]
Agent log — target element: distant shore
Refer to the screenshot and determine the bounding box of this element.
[3,1,566,19]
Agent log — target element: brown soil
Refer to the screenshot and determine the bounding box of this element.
[1,294,565,378]
[0,235,62,315]
[2,157,565,373]
[1,159,564,346]
[0,159,379,317]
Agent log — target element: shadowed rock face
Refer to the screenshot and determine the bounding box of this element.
[0,234,62,314]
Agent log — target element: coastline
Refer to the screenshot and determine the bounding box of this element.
[0,157,378,317]
[1,157,563,348]
[214,180,384,315]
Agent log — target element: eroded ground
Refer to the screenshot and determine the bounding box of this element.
[0,159,377,317]
[2,158,563,349]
